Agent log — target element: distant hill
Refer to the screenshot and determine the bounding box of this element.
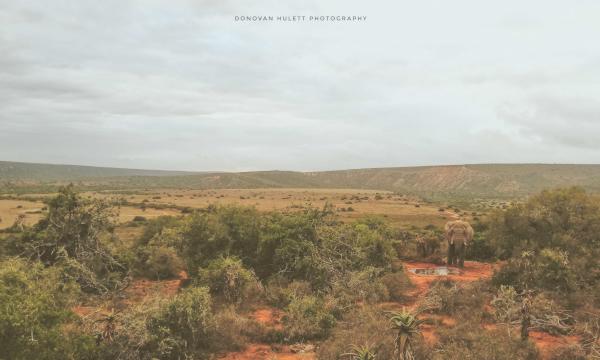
[0,161,194,182]
[309,164,600,199]
[2,161,600,199]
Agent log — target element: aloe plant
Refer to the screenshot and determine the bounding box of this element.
[389,309,425,360]
[342,343,377,360]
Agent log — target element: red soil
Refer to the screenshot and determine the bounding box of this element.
[123,270,189,304]
[219,344,316,360]
[401,260,495,308]
[379,261,495,347]
[251,307,284,330]
[72,305,103,317]
[73,271,189,319]
[221,308,315,359]
[401,261,583,358]
[529,331,581,359]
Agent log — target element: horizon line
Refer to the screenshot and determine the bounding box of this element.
[3,159,600,175]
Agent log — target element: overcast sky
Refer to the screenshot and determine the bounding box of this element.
[1,1,599,171]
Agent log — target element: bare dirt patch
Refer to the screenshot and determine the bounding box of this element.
[250,308,284,331]
[219,344,316,360]
[529,331,581,359]
[400,261,494,308]
[123,270,189,305]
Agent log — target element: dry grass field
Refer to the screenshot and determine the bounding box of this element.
[89,188,464,228]
[0,199,45,229]
[1,187,469,231]
[0,198,180,230]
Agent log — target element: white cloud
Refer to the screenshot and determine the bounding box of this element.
[1,0,600,171]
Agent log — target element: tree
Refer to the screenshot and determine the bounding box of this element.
[16,185,128,293]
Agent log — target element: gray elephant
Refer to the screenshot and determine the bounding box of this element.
[444,220,473,268]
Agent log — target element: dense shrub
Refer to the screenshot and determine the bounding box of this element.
[380,271,414,302]
[493,249,577,293]
[487,188,600,287]
[9,185,129,293]
[0,258,93,360]
[180,206,261,276]
[317,308,401,360]
[93,287,225,360]
[144,245,185,279]
[196,257,261,304]
[283,295,336,341]
[329,267,390,311]
[423,280,491,318]
[212,307,254,351]
[265,278,313,308]
[434,321,538,360]
[466,231,496,261]
[136,216,181,247]
[145,287,215,359]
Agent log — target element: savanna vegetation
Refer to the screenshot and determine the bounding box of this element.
[1,185,600,359]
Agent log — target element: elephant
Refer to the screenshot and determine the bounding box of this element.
[444,220,473,268]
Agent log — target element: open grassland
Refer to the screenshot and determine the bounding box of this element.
[0,198,180,230]
[1,188,477,230]
[93,188,468,228]
[0,199,44,229]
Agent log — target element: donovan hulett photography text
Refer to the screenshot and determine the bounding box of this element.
[234,15,367,22]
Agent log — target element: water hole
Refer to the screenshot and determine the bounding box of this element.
[409,267,460,276]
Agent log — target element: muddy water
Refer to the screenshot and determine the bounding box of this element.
[409,266,460,276]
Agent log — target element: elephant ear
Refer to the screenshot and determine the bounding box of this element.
[466,222,474,240]
[444,221,453,233]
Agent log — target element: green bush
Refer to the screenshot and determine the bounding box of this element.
[423,280,490,317]
[434,321,538,360]
[317,308,399,360]
[486,187,600,292]
[493,249,577,293]
[265,278,313,308]
[380,271,414,302]
[283,295,336,341]
[212,307,254,351]
[145,287,215,359]
[134,227,184,279]
[143,245,185,280]
[10,185,129,294]
[0,258,93,360]
[179,206,262,276]
[466,231,496,261]
[196,257,261,304]
[329,267,390,313]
